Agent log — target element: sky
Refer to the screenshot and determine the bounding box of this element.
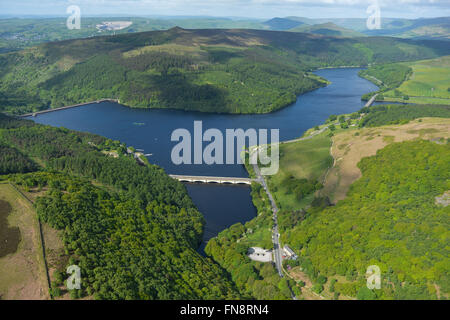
[1,0,449,19]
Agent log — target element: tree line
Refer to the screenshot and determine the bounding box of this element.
[0,114,240,299]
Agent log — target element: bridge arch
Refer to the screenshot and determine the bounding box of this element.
[169,175,257,186]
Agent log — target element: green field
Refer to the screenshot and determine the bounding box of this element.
[0,183,49,300]
[368,56,450,105]
[266,132,333,211]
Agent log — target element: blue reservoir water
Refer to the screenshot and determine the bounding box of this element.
[28,68,379,251]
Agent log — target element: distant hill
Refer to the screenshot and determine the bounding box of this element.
[1,16,448,54]
[1,27,449,115]
[290,22,365,38]
[263,17,304,31]
[0,17,268,52]
[399,23,449,41]
[282,16,450,40]
[388,18,450,40]
[365,17,450,40]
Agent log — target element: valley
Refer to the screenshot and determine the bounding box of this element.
[1,28,449,116]
[0,5,449,302]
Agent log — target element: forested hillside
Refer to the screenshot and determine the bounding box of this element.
[205,104,450,300]
[0,114,240,299]
[359,63,413,94]
[1,27,449,115]
[285,140,449,300]
[290,23,365,38]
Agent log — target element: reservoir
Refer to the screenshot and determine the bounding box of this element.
[28,68,379,252]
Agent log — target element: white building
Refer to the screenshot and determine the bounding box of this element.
[283,245,298,260]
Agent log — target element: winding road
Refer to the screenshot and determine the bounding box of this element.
[249,126,330,299]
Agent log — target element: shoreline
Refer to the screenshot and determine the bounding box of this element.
[17,67,383,123]
[18,67,350,118]
[20,99,119,117]
[315,65,364,70]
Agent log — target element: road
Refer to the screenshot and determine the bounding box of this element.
[255,166,297,299]
[249,126,330,299]
[250,127,328,277]
[280,126,328,145]
[364,93,379,108]
[255,162,283,277]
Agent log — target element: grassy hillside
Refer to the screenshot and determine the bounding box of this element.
[399,22,450,41]
[361,56,450,105]
[1,27,449,115]
[265,132,332,211]
[290,23,365,38]
[0,183,50,300]
[283,109,450,300]
[386,56,450,104]
[322,116,450,204]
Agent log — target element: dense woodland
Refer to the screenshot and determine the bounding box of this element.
[0,114,240,299]
[284,140,449,299]
[1,28,449,115]
[1,26,449,300]
[277,175,323,203]
[0,143,37,174]
[0,100,449,300]
[359,104,450,127]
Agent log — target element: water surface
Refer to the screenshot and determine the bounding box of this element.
[28,68,379,252]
